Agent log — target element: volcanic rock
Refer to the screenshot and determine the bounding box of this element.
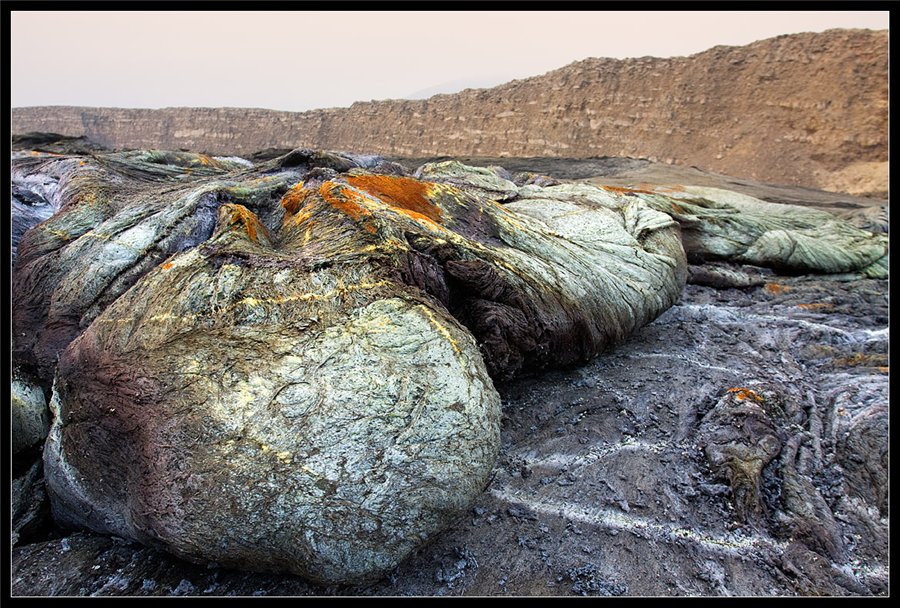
[9,146,889,589]
[11,368,49,456]
[15,149,689,584]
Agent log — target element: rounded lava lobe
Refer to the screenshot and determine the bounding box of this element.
[11,372,49,455]
[29,155,696,585]
[195,299,498,583]
[277,170,687,382]
[45,337,155,542]
[43,220,501,583]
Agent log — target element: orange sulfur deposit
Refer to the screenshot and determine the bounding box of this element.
[764,282,791,295]
[319,182,372,221]
[220,204,270,243]
[346,175,443,224]
[727,387,765,403]
[601,184,654,196]
[796,303,833,311]
[281,175,445,228]
[281,182,314,215]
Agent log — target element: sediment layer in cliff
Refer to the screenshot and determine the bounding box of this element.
[11,29,888,195]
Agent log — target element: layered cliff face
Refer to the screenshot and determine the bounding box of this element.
[11,29,887,195]
[400,29,886,190]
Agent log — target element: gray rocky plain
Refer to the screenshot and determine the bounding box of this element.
[10,138,889,596]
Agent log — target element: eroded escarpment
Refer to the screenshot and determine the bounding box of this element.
[10,29,889,195]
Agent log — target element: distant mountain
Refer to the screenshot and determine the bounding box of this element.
[12,29,888,195]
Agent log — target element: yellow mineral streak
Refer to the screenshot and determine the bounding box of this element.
[357,239,410,254]
[96,280,394,326]
[235,381,256,408]
[44,228,73,240]
[232,280,391,310]
[417,304,461,357]
[147,313,196,323]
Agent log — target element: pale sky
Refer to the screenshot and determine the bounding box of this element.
[10,10,889,112]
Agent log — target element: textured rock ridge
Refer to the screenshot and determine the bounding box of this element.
[10,29,888,194]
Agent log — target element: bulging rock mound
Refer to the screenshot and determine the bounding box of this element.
[10,146,887,586]
[13,148,687,583]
